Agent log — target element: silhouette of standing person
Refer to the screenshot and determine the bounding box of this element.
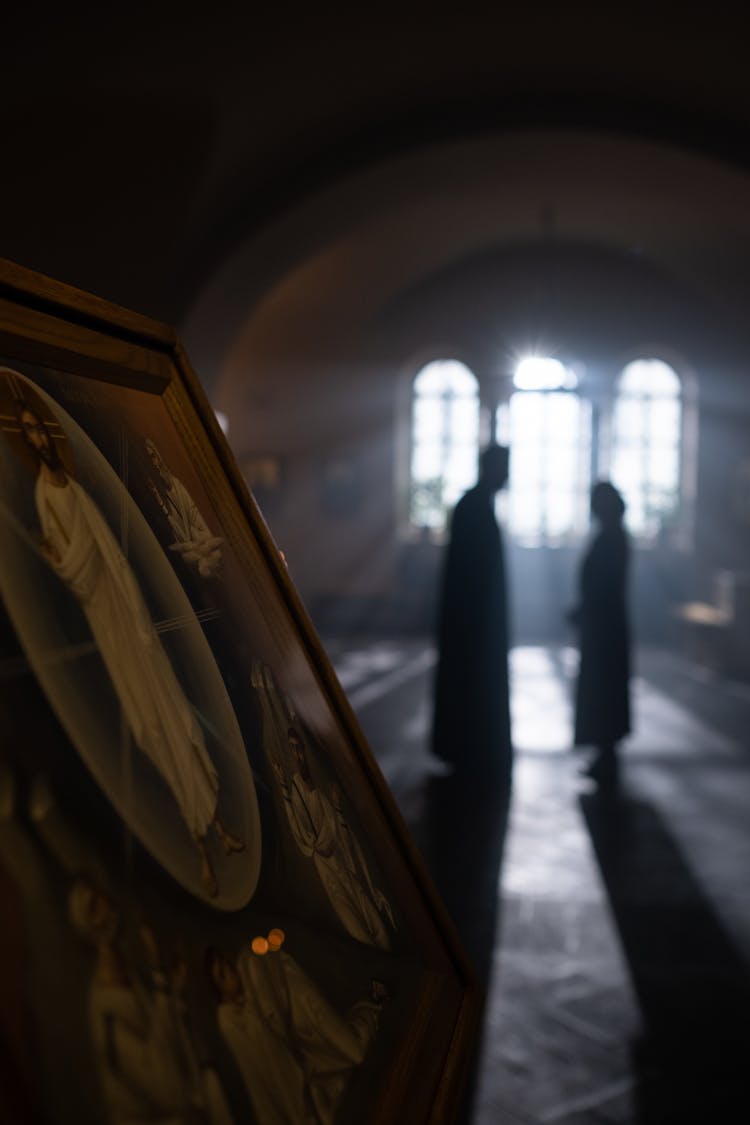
[431,444,512,781]
[571,480,631,787]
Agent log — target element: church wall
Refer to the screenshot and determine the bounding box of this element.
[1,103,746,645]
[196,233,750,647]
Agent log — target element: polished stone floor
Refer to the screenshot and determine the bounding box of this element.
[324,638,750,1125]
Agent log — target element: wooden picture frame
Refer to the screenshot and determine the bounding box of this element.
[240,453,284,517]
[0,258,480,1125]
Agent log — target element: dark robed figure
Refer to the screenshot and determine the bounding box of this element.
[572,480,632,785]
[432,445,512,778]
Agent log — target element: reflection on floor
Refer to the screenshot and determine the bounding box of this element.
[325,640,750,1124]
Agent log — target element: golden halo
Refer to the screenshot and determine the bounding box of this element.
[0,367,76,479]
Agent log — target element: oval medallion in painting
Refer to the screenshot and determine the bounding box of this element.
[0,369,260,909]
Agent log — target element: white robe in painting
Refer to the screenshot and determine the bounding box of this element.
[35,473,219,840]
[89,979,233,1125]
[217,949,381,1125]
[281,776,392,949]
[163,476,222,578]
[89,980,187,1125]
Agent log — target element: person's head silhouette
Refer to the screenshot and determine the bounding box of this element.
[478,444,509,493]
[590,480,625,528]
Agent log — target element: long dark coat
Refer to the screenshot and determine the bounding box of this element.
[431,485,512,774]
[574,524,631,747]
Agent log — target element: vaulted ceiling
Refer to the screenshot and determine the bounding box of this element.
[3,9,750,388]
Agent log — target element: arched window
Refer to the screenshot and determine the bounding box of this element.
[409,359,480,530]
[498,357,592,544]
[610,358,682,538]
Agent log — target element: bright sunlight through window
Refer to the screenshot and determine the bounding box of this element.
[611,358,682,538]
[498,357,591,544]
[410,359,480,530]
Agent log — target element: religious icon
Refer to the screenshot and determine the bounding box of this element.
[0,369,261,908]
[0,256,480,1125]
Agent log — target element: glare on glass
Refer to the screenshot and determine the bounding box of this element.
[510,442,544,479]
[410,359,480,529]
[514,356,575,391]
[450,398,480,443]
[414,359,478,397]
[619,359,680,397]
[412,444,444,480]
[611,358,682,538]
[546,493,575,536]
[548,393,578,434]
[505,383,590,540]
[614,397,645,442]
[648,399,680,445]
[412,398,444,441]
[623,493,645,534]
[648,447,679,488]
[511,392,545,431]
[447,446,478,481]
[611,449,644,487]
[547,449,578,480]
[511,493,542,534]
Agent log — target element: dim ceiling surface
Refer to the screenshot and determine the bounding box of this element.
[3,9,750,368]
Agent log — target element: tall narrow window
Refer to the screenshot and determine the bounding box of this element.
[410,359,480,530]
[611,359,682,538]
[498,357,591,545]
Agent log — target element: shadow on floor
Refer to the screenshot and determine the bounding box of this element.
[581,787,750,1124]
[420,765,512,1124]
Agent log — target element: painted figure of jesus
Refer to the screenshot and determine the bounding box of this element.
[16,401,243,896]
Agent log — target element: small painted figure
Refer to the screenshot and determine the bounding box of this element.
[207,937,385,1125]
[145,438,223,579]
[68,877,234,1125]
[272,726,396,949]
